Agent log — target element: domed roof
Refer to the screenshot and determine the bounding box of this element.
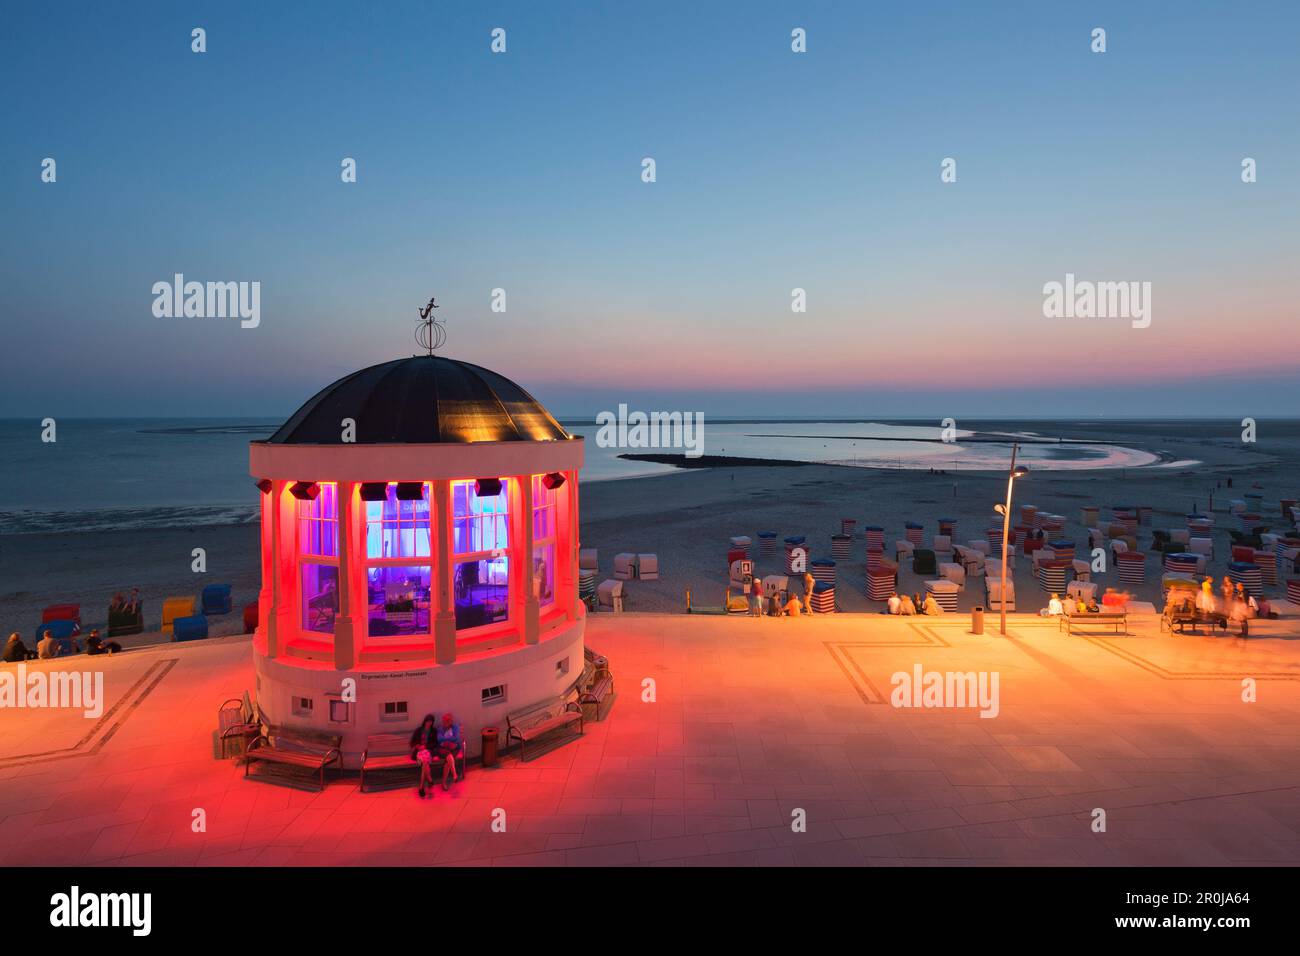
[268,356,570,445]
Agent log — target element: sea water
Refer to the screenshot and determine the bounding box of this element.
[0,418,1158,534]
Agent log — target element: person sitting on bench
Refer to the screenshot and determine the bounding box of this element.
[434,713,462,790]
[3,632,35,662]
[410,714,439,798]
[85,629,122,655]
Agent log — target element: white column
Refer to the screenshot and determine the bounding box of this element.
[433,480,457,665]
[520,475,539,645]
[333,482,357,670]
[272,481,297,658]
[568,470,581,620]
[264,482,282,658]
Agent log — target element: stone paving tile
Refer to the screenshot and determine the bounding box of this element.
[2,613,1299,866]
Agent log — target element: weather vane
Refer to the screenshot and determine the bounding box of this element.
[415,296,446,355]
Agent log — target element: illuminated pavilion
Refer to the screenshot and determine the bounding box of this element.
[248,355,584,764]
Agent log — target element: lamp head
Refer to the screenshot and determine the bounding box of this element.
[993,504,1006,516]
[1012,465,1029,479]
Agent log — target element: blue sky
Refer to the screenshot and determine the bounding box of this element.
[3,1,1298,418]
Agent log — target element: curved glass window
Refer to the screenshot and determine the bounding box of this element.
[366,565,432,636]
[365,484,431,559]
[297,483,338,556]
[452,480,509,554]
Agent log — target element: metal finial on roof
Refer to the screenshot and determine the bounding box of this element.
[415,297,446,355]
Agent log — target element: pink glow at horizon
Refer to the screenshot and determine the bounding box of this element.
[514,301,1300,393]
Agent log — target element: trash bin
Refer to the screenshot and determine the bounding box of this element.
[971,605,985,635]
[481,726,500,768]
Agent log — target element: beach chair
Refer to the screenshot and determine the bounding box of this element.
[637,554,659,581]
[895,540,914,562]
[161,595,197,636]
[1067,580,1098,603]
[613,553,637,581]
[985,577,1015,611]
[913,549,937,576]
[35,620,81,655]
[172,615,209,642]
[925,579,959,612]
[242,602,259,633]
[597,579,624,611]
[41,604,82,629]
[201,583,233,615]
[938,562,965,589]
[107,599,144,637]
[579,548,599,571]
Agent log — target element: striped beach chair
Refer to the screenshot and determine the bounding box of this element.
[867,567,894,601]
[1116,551,1146,585]
[925,579,959,612]
[784,537,808,575]
[1227,561,1262,597]
[831,534,851,560]
[1036,559,1071,593]
[810,558,836,584]
[811,581,836,613]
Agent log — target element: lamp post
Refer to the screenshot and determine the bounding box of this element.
[994,444,1029,636]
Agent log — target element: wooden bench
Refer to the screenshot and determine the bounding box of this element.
[1059,609,1127,636]
[579,672,614,721]
[216,696,261,759]
[577,647,615,721]
[506,696,583,762]
[360,733,417,792]
[245,726,343,791]
[360,731,466,791]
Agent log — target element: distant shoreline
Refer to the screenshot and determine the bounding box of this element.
[618,453,808,469]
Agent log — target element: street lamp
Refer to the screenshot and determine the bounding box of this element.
[994,444,1029,635]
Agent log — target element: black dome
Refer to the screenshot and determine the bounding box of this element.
[268,356,570,444]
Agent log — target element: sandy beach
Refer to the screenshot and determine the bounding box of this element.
[3,419,1296,642]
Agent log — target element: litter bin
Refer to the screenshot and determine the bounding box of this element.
[481,726,500,768]
[971,605,985,635]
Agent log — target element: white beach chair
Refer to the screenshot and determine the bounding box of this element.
[638,553,659,581]
[762,574,789,598]
[938,562,965,589]
[933,534,952,558]
[1071,559,1091,582]
[1067,580,1097,603]
[895,540,914,562]
[613,552,637,580]
[579,548,599,571]
[597,579,624,610]
[968,540,990,556]
[985,577,1015,611]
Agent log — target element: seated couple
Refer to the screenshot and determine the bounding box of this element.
[409,713,462,797]
[1042,593,1100,616]
[885,592,943,615]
